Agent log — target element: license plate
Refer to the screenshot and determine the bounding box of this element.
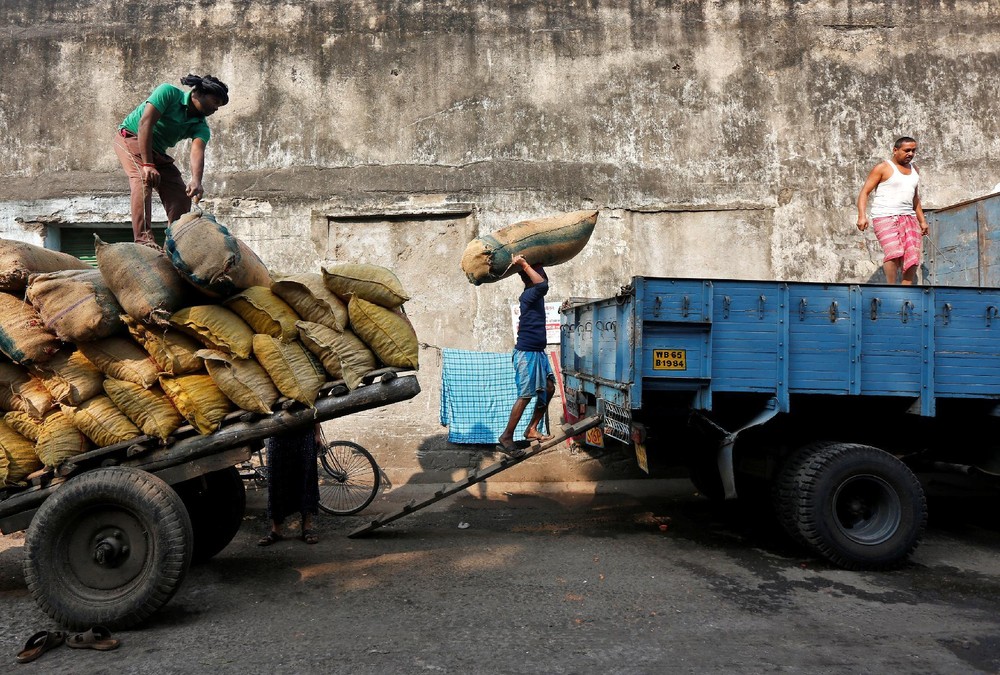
[585,426,604,448]
[652,349,687,370]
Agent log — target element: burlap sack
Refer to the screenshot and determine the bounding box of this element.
[64,395,141,447]
[460,209,598,285]
[36,410,90,468]
[297,322,375,390]
[224,286,301,342]
[322,263,410,309]
[103,378,184,440]
[4,411,43,442]
[0,238,91,292]
[197,349,279,414]
[0,420,42,485]
[165,211,271,298]
[122,315,203,376]
[348,297,419,370]
[251,334,325,406]
[26,269,124,342]
[0,293,61,366]
[95,236,192,326]
[0,362,56,418]
[272,273,349,332]
[295,321,343,380]
[169,305,254,359]
[31,348,105,406]
[159,373,234,435]
[78,336,160,388]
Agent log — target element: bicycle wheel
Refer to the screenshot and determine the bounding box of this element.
[317,441,381,515]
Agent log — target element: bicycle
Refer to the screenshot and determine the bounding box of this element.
[237,438,382,516]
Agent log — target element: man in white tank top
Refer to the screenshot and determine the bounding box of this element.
[856,137,929,285]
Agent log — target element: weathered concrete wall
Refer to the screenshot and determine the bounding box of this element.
[2,1,1000,484]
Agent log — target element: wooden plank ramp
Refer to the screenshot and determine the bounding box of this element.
[348,415,603,538]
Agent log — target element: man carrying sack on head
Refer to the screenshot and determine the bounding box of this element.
[113,74,229,246]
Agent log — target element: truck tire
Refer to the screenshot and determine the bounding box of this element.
[174,467,246,564]
[23,466,193,630]
[772,441,844,547]
[777,443,926,570]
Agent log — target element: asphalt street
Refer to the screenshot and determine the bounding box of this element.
[1,478,999,674]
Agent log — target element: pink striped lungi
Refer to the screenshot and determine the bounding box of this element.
[872,214,922,272]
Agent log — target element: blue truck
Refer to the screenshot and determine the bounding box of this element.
[559,275,1000,571]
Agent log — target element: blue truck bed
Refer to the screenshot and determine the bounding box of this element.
[561,276,1000,419]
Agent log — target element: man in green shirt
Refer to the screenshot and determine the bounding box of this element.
[113,74,229,244]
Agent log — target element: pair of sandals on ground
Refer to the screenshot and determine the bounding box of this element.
[16,626,119,664]
[258,527,318,546]
[496,431,553,459]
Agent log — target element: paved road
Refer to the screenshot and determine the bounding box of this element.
[1,479,999,674]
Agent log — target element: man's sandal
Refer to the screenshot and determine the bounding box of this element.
[301,529,319,545]
[257,531,284,547]
[16,630,67,663]
[65,626,119,651]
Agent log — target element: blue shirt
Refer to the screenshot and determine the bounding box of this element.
[514,281,549,351]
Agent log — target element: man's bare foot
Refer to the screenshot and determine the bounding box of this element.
[524,432,553,442]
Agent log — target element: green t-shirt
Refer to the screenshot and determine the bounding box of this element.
[119,84,211,155]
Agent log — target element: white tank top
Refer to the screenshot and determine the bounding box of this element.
[870,161,918,218]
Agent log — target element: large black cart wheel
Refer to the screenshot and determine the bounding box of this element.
[23,466,193,630]
[174,466,246,564]
[775,443,926,570]
[318,441,381,515]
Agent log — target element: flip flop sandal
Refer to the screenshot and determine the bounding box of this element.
[301,529,319,545]
[524,434,554,442]
[257,531,284,547]
[16,630,66,663]
[495,443,526,458]
[66,626,119,651]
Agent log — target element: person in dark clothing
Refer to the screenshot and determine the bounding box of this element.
[496,255,556,457]
[258,424,322,545]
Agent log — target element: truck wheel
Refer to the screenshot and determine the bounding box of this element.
[778,443,926,570]
[772,441,843,547]
[174,467,246,564]
[23,466,193,630]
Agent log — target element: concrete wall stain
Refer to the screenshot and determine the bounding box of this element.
[2,0,999,481]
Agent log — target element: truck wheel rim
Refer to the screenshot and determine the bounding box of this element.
[66,508,149,590]
[831,474,901,546]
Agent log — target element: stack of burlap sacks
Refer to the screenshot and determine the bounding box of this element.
[0,211,418,488]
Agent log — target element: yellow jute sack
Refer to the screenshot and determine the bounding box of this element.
[31,348,105,406]
[159,373,234,436]
[36,410,90,468]
[103,379,185,440]
[295,321,343,380]
[78,336,160,388]
[197,349,279,414]
[224,286,301,342]
[169,305,254,360]
[251,334,326,406]
[0,420,42,486]
[95,236,192,326]
[0,362,56,418]
[0,238,91,292]
[460,209,599,285]
[64,395,142,448]
[272,273,349,332]
[297,322,376,390]
[5,411,43,442]
[322,263,410,309]
[0,292,61,366]
[348,297,419,370]
[122,315,203,376]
